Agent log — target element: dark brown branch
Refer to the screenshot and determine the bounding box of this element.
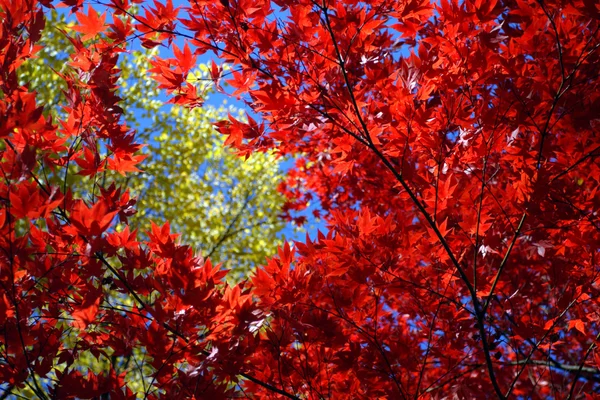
[566,330,600,399]
[315,3,507,397]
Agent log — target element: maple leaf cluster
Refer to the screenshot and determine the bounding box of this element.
[1,0,600,398]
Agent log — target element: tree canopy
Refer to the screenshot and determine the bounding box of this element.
[1,0,600,399]
[19,10,291,275]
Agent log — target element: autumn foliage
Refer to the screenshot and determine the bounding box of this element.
[1,0,600,398]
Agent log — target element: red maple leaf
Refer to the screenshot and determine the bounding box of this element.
[72,7,106,41]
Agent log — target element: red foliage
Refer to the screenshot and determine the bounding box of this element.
[1,0,600,398]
